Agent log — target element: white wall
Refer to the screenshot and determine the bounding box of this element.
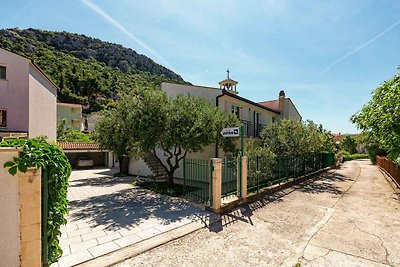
[0,149,20,267]
[162,82,222,102]
[284,98,302,121]
[218,96,277,126]
[28,65,57,141]
[107,152,120,168]
[128,158,153,177]
[86,113,101,132]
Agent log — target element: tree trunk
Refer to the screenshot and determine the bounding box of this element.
[119,156,129,174]
[167,166,178,185]
[167,172,174,185]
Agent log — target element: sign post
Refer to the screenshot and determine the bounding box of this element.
[220,125,245,198]
[240,125,244,157]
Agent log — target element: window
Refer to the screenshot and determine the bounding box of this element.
[0,66,6,80]
[254,112,261,125]
[231,105,240,118]
[0,110,6,128]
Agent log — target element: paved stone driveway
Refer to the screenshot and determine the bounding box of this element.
[51,168,209,267]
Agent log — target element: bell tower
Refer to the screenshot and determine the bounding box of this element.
[218,69,238,94]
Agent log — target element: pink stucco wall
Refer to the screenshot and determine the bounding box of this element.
[0,48,57,141]
[29,66,57,141]
[0,49,30,133]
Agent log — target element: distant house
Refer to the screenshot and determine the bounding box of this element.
[259,90,302,122]
[57,102,83,131]
[84,112,101,133]
[0,48,58,141]
[129,75,302,179]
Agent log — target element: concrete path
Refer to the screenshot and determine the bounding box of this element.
[51,168,209,267]
[115,160,400,267]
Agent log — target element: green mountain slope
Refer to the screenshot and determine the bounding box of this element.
[0,28,186,113]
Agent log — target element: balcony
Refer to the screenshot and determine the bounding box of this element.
[241,120,265,138]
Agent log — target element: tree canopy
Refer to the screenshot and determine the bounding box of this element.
[260,119,335,156]
[96,89,239,181]
[351,69,400,164]
[339,136,357,154]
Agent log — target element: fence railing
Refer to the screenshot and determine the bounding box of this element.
[376,156,400,187]
[183,158,212,205]
[183,153,335,207]
[248,153,334,193]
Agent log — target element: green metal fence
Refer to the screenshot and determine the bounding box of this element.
[248,153,335,193]
[221,156,240,197]
[183,158,212,205]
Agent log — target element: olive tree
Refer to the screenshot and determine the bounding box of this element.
[154,94,239,184]
[96,89,238,183]
[96,89,169,174]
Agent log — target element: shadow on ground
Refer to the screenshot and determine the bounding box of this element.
[69,175,134,188]
[208,168,351,233]
[69,187,209,231]
[296,172,352,195]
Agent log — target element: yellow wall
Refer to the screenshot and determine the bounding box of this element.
[57,103,82,131]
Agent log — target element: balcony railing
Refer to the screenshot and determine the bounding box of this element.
[241,120,265,138]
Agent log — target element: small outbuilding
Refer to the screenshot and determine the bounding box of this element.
[58,141,118,168]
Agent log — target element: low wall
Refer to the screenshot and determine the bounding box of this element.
[376,156,400,188]
[0,148,41,267]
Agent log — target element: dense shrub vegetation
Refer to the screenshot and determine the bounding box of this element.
[343,153,369,162]
[351,68,400,166]
[245,119,337,170]
[339,136,358,154]
[258,119,336,156]
[1,138,71,264]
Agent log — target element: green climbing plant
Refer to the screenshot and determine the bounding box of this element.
[1,138,71,264]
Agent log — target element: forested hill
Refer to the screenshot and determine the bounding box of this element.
[0,28,186,113]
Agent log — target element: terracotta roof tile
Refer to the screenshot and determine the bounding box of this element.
[258,100,280,112]
[57,141,102,151]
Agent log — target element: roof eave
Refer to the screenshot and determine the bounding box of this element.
[222,90,280,114]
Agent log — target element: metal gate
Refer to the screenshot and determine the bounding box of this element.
[183,158,212,205]
[221,156,240,197]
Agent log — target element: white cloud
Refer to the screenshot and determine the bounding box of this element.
[81,0,176,71]
[322,18,400,74]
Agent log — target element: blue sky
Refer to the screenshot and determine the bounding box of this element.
[2,0,400,133]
